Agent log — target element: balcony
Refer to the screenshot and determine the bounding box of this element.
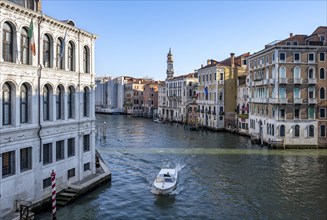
[255,81,263,86]
[218,80,224,85]
[293,78,302,84]
[293,98,303,104]
[269,78,275,84]
[279,98,288,104]
[308,98,317,104]
[279,78,288,84]
[262,79,269,85]
[308,78,317,84]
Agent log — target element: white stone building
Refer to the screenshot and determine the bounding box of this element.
[0,0,97,216]
[95,76,125,114]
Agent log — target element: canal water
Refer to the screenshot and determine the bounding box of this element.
[36,114,327,219]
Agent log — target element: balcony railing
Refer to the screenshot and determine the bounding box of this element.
[269,78,275,84]
[308,78,317,84]
[293,98,303,104]
[269,98,288,104]
[308,98,317,104]
[262,79,269,85]
[293,78,302,84]
[279,98,288,104]
[279,78,288,84]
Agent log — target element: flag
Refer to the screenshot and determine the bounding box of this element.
[28,19,36,56]
[204,87,208,96]
[60,30,67,59]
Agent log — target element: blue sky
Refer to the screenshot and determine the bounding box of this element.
[42,0,327,80]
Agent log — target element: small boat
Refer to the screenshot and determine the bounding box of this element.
[153,168,178,195]
[154,118,164,123]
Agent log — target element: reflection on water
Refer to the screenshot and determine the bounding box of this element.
[35,115,327,220]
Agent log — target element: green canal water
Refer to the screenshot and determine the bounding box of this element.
[36,114,327,219]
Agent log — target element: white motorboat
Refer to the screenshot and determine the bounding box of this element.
[153,168,178,195]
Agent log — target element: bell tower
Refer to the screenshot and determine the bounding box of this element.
[166,48,174,79]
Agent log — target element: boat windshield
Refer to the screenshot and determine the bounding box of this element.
[165,178,173,183]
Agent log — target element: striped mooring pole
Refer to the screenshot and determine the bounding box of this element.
[51,170,57,220]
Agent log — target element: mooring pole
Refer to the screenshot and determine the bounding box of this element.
[51,170,57,220]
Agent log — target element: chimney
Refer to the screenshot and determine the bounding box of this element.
[207,59,211,65]
[290,33,293,38]
[201,64,203,68]
[230,53,235,68]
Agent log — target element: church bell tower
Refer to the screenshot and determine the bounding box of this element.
[166,48,174,79]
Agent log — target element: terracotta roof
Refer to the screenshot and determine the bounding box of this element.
[308,26,327,37]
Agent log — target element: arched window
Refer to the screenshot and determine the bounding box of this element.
[56,86,64,120]
[67,86,74,119]
[21,27,29,65]
[20,83,29,123]
[295,125,300,137]
[320,68,326,79]
[280,125,285,137]
[272,67,276,79]
[83,87,89,117]
[27,0,34,10]
[308,67,315,79]
[56,38,64,69]
[3,22,14,62]
[68,41,75,71]
[309,125,314,137]
[279,66,286,78]
[320,88,326,100]
[43,34,51,68]
[272,125,274,136]
[43,84,50,121]
[83,46,90,73]
[294,66,301,79]
[2,83,12,125]
[308,86,315,99]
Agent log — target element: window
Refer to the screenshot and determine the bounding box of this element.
[279,66,286,78]
[83,134,90,152]
[294,87,300,99]
[320,68,326,79]
[280,109,285,118]
[68,168,75,179]
[308,53,315,62]
[43,84,50,121]
[20,83,29,123]
[83,87,89,117]
[308,107,315,119]
[3,22,14,62]
[3,82,12,125]
[308,68,315,79]
[43,34,51,67]
[43,143,52,165]
[67,138,75,157]
[56,140,64,161]
[56,38,64,69]
[294,125,300,137]
[293,41,298,46]
[84,162,90,171]
[294,108,300,119]
[320,108,326,118]
[279,52,286,62]
[279,87,286,99]
[20,147,32,172]
[272,53,275,62]
[21,27,29,65]
[308,125,314,137]
[43,177,51,189]
[280,125,285,137]
[68,86,74,119]
[320,53,325,62]
[294,53,300,62]
[293,66,300,79]
[56,86,64,120]
[83,46,90,73]
[68,41,75,71]
[320,125,326,137]
[320,88,326,99]
[2,151,15,178]
[286,41,291,45]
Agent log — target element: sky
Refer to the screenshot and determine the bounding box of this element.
[42,0,327,81]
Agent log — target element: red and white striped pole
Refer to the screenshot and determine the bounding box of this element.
[51,170,57,220]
